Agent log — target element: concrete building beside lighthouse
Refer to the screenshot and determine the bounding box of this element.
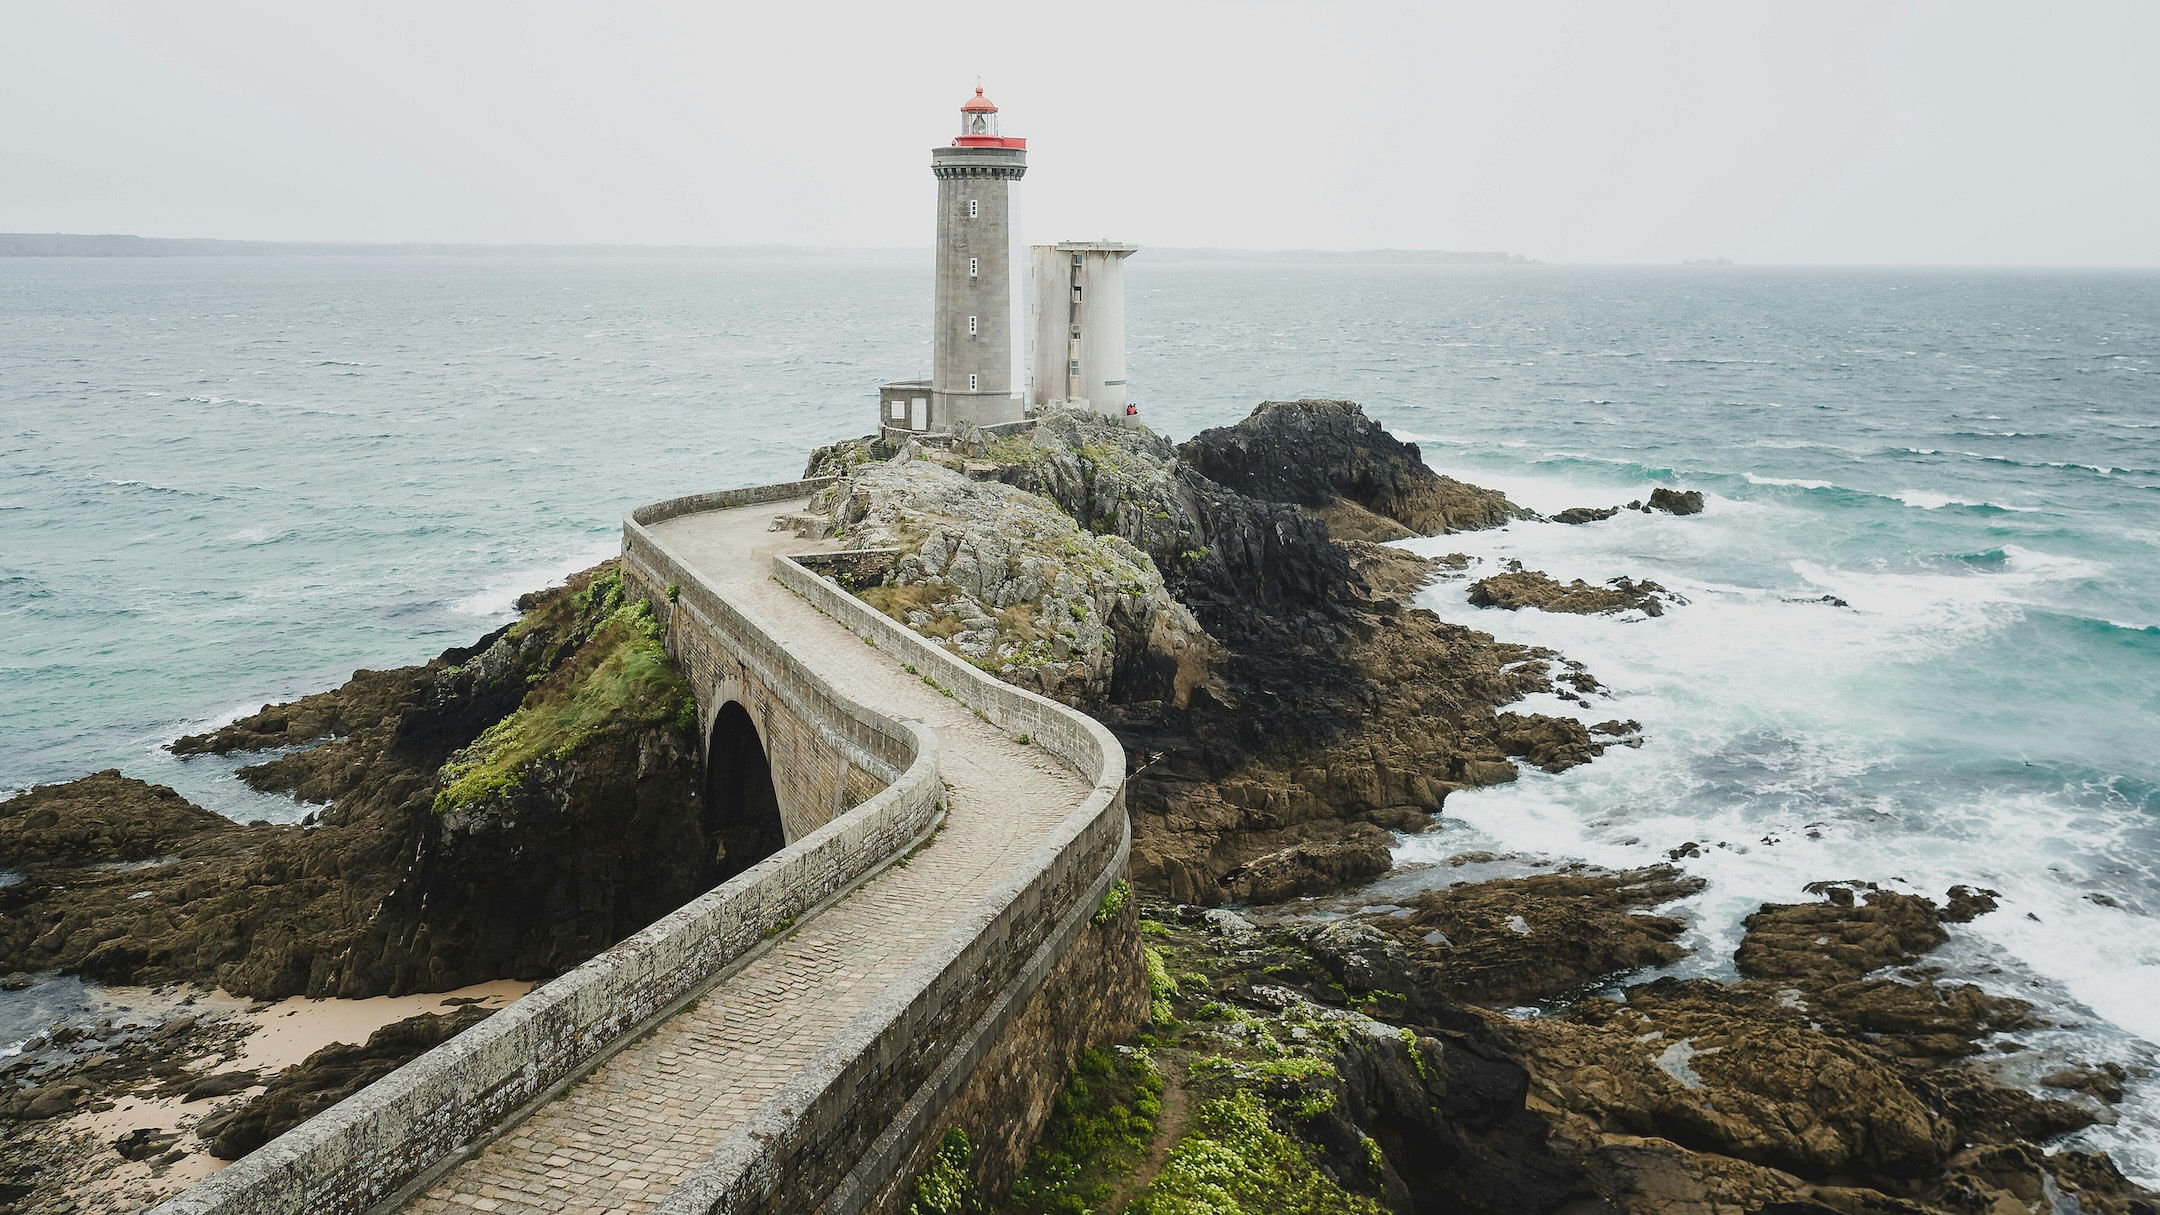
[1028,242,1137,416]
[880,87,1027,435]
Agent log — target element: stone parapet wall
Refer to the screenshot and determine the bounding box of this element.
[623,524,896,839]
[152,485,1133,1215]
[648,555,1131,1214]
[629,477,838,529]
[150,486,937,1215]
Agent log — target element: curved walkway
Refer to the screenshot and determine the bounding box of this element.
[400,499,1091,1214]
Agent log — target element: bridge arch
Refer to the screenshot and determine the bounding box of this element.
[704,699,786,881]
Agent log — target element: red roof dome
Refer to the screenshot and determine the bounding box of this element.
[960,87,998,114]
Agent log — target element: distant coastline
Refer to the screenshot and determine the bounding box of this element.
[0,232,1533,263]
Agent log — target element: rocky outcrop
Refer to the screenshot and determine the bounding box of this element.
[1179,400,1523,536]
[1552,506,1620,526]
[804,407,1625,906]
[0,563,708,1001]
[0,771,240,868]
[1467,570,1680,617]
[1360,866,1705,1007]
[809,452,1221,708]
[1549,488,1707,526]
[1648,487,1705,515]
[980,883,2155,1215]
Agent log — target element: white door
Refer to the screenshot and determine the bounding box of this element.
[909,397,927,430]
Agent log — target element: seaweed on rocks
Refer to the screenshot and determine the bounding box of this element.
[0,562,709,1001]
[931,881,2157,1214]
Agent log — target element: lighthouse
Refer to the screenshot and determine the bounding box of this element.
[930,87,1026,429]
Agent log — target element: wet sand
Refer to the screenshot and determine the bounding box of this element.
[45,979,528,1214]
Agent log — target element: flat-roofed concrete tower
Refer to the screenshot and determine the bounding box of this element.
[931,87,1026,429]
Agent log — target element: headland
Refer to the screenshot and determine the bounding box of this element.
[4,400,2150,1214]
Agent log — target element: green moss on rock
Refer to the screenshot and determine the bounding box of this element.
[1133,1090,1383,1215]
[433,574,694,815]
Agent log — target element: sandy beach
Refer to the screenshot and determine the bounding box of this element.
[48,978,529,1213]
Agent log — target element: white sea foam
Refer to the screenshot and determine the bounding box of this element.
[448,544,618,618]
[1743,473,1835,489]
[1892,489,2041,511]
[1392,486,2160,1183]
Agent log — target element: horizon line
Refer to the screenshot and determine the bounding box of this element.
[3,233,2156,270]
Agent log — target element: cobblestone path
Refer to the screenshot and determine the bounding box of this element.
[400,500,1090,1214]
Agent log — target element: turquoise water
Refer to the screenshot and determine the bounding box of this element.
[3,258,2156,1173]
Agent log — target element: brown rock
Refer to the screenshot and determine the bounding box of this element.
[1468,570,1678,616]
[0,771,238,869]
[1735,884,1951,984]
[1553,506,1621,525]
[1369,866,1705,1006]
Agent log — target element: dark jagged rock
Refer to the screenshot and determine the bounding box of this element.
[0,771,240,869]
[1552,506,1620,525]
[1179,399,1524,535]
[811,407,1615,906]
[1647,487,1706,515]
[1468,570,1679,617]
[0,563,708,1000]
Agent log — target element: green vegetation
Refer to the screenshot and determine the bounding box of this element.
[433,569,694,814]
[1144,946,1178,1026]
[996,1047,1163,1214]
[907,1128,975,1215]
[1093,878,1130,925]
[981,433,1050,467]
[902,903,1410,1214]
[1131,1091,1384,1215]
[1399,1028,1429,1078]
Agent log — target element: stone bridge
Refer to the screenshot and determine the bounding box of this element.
[153,477,1143,1215]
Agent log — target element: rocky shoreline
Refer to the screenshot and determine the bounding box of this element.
[927,876,2152,1214]
[3,400,2150,1213]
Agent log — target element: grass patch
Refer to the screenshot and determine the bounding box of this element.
[860,583,967,640]
[1145,946,1179,1026]
[433,577,692,813]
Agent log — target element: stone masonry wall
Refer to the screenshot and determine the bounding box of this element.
[627,477,894,840]
[153,484,1137,1215]
[646,556,1131,1213]
[151,482,939,1215]
[868,897,1148,1211]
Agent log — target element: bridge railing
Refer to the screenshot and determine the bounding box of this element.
[152,477,942,1215]
[646,550,1129,1214]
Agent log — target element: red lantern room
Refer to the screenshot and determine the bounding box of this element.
[952,87,1026,150]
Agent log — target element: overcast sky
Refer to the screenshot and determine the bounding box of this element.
[5,1,2155,264]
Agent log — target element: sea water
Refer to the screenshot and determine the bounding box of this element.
[3,258,2155,1175]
